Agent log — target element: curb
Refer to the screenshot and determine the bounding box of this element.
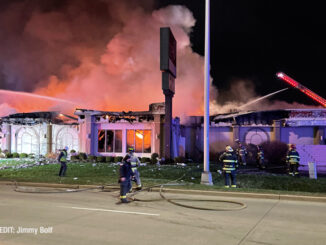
[1,181,325,203]
[158,188,326,203]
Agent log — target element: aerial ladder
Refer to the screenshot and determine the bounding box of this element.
[276,72,326,107]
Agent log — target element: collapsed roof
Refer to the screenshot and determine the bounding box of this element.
[74,102,165,123]
[211,109,326,126]
[0,111,78,125]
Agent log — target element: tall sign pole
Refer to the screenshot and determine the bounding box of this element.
[160,27,177,160]
[201,0,213,185]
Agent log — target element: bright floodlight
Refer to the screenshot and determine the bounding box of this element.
[276,72,284,78]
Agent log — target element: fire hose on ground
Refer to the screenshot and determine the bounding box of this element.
[12,173,247,211]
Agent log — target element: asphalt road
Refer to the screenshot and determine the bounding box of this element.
[1,184,326,245]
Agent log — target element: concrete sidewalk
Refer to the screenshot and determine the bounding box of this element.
[1,180,326,203]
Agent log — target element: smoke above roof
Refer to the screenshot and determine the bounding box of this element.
[0,0,319,119]
[0,0,214,117]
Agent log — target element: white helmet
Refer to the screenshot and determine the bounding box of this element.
[226,145,233,152]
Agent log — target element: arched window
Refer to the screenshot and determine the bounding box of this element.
[21,132,32,153]
[244,128,269,145]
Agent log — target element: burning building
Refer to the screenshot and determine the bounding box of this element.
[1,105,326,173]
[74,102,184,158]
[0,112,78,155]
[181,108,326,172]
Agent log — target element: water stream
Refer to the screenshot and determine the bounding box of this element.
[0,89,76,104]
[238,88,288,110]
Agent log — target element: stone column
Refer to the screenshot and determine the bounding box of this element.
[85,115,96,155]
[314,127,324,145]
[5,124,12,153]
[46,124,53,154]
[272,120,282,141]
[232,124,240,142]
[154,114,163,157]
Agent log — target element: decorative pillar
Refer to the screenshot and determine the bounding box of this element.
[314,127,324,145]
[272,120,282,141]
[5,124,12,153]
[85,115,96,155]
[154,114,163,157]
[46,124,53,154]
[232,124,240,142]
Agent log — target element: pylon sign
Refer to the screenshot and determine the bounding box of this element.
[162,72,175,94]
[160,27,177,80]
[160,27,177,160]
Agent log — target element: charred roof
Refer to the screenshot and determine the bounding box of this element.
[0,111,78,125]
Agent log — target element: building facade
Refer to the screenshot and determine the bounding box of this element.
[74,103,166,158]
[0,112,79,155]
[1,108,326,169]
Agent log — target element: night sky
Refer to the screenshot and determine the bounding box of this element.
[0,0,325,114]
[156,0,326,106]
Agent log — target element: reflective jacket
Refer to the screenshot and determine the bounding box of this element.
[127,153,140,172]
[236,146,247,157]
[257,150,264,161]
[286,150,300,164]
[58,150,67,163]
[219,152,238,172]
[119,161,134,182]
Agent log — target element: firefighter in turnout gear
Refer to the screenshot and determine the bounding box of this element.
[119,155,134,203]
[126,147,142,191]
[58,146,68,177]
[235,140,247,166]
[256,145,266,169]
[286,144,300,176]
[219,145,238,188]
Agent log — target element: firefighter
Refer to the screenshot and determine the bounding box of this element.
[235,139,247,166]
[58,146,68,177]
[256,145,266,169]
[119,155,134,203]
[286,144,300,176]
[126,147,142,191]
[219,145,238,188]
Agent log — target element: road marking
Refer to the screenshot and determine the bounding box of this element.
[58,206,160,216]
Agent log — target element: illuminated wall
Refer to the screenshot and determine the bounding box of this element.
[0,123,78,155]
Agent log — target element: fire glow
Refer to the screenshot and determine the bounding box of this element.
[0,2,211,118]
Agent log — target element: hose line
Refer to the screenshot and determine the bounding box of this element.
[12,172,247,211]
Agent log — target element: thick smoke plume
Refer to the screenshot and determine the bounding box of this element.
[210,79,320,115]
[0,0,320,120]
[0,0,210,117]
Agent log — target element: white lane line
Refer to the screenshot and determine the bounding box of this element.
[58,206,160,216]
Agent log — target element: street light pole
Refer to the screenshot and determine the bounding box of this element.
[201,0,213,185]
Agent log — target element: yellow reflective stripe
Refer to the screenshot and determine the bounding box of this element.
[60,151,67,162]
[120,195,126,198]
[131,162,137,167]
[223,167,235,171]
[131,167,137,172]
[223,160,237,162]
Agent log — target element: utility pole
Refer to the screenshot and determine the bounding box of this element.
[201,0,213,185]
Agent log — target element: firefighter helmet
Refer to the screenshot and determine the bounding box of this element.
[128,147,135,152]
[290,144,296,149]
[226,145,233,152]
